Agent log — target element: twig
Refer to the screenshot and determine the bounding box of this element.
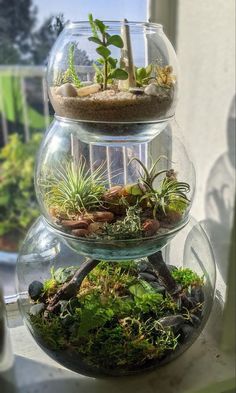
[46,259,99,314]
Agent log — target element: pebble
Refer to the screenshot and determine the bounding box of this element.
[190,314,201,327]
[139,272,158,282]
[28,281,44,301]
[129,87,144,95]
[84,211,114,223]
[156,315,185,333]
[30,303,45,316]
[142,219,160,237]
[77,83,101,97]
[150,282,166,294]
[180,324,195,341]
[137,260,155,274]
[56,83,78,97]
[61,219,89,230]
[72,228,89,237]
[191,287,204,303]
[144,83,160,97]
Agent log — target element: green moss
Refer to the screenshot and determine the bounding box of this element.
[172,268,204,288]
[29,261,204,370]
[29,314,67,350]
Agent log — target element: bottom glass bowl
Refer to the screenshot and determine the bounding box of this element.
[16,216,215,377]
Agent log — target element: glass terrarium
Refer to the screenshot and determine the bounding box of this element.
[47,19,178,142]
[35,122,195,260]
[16,217,215,377]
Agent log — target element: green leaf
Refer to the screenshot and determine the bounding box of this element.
[129,280,154,298]
[53,266,78,284]
[94,19,107,34]
[110,68,128,80]
[96,46,111,59]
[88,13,99,38]
[88,36,103,45]
[107,35,124,48]
[107,57,117,68]
[137,67,147,79]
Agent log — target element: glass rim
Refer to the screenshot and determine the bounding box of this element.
[65,20,163,31]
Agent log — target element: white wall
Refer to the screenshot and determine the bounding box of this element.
[175,0,235,221]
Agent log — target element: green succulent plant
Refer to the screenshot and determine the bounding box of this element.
[135,64,153,87]
[88,14,128,89]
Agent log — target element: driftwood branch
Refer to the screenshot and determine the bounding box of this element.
[148,251,179,294]
[148,251,192,308]
[46,259,99,314]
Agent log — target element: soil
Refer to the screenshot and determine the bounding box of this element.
[50,87,175,123]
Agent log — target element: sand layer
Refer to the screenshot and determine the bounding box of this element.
[50,88,175,123]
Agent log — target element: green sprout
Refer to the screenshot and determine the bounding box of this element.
[135,64,153,87]
[41,157,106,218]
[88,14,128,89]
[63,43,82,88]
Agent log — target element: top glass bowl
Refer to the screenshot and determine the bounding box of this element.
[47,20,178,141]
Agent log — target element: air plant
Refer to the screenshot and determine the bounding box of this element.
[42,157,107,218]
[129,156,190,218]
[155,65,176,88]
[88,14,128,89]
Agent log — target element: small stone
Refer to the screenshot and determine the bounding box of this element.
[56,83,78,97]
[28,281,44,301]
[180,324,195,341]
[72,228,89,237]
[30,303,45,316]
[84,211,114,223]
[142,219,160,237]
[190,314,201,327]
[129,87,144,95]
[156,315,185,333]
[61,219,89,230]
[150,282,166,294]
[139,272,158,282]
[137,260,154,273]
[77,83,101,97]
[191,287,204,303]
[144,83,160,97]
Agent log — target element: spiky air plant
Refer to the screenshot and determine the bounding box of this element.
[42,157,107,218]
[128,156,190,219]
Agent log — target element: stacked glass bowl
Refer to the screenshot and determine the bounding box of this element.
[16,19,215,377]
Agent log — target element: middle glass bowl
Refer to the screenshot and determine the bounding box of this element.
[35,120,195,259]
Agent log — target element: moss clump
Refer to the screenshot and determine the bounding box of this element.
[171,268,204,288]
[29,261,204,372]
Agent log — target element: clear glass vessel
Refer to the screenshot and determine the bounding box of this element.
[47,20,178,142]
[16,217,216,377]
[35,121,195,259]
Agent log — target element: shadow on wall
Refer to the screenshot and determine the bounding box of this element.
[201,94,235,284]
